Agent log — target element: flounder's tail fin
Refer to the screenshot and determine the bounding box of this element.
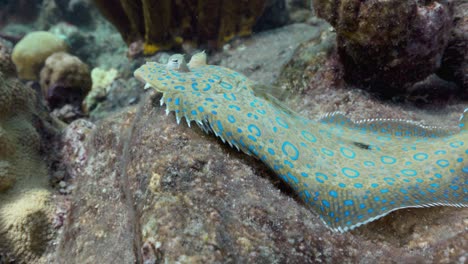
[304,109,468,232]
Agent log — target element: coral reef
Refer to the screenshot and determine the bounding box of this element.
[313,0,453,95]
[12,31,68,80]
[39,51,91,109]
[92,0,269,54]
[83,67,118,113]
[0,40,57,263]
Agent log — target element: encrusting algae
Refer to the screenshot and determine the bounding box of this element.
[134,52,468,232]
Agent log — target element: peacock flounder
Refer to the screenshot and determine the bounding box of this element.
[134,52,468,232]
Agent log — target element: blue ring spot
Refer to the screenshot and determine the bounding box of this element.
[450,141,463,148]
[363,161,375,167]
[276,117,289,128]
[247,135,257,142]
[174,98,180,105]
[301,131,317,142]
[228,105,240,111]
[248,124,261,136]
[344,200,354,206]
[340,147,356,159]
[174,85,186,91]
[220,81,233,90]
[287,172,299,183]
[227,115,236,123]
[401,169,417,176]
[283,160,294,168]
[381,156,397,164]
[342,167,360,178]
[315,172,328,183]
[329,190,338,198]
[384,177,395,185]
[436,159,449,168]
[354,183,363,188]
[267,148,275,155]
[191,82,211,91]
[322,200,330,208]
[223,93,237,101]
[282,141,299,161]
[413,153,428,161]
[321,148,334,157]
[216,120,224,132]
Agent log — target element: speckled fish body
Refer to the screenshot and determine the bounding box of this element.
[134,53,468,232]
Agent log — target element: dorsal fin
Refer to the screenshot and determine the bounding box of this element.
[319,112,455,138]
[252,84,301,118]
[318,112,353,126]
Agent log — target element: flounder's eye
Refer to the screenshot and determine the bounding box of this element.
[171,59,178,63]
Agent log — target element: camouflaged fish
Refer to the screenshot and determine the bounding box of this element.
[134,52,468,232]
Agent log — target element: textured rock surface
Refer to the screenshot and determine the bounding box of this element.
[56,23,467,263]
[437,0,468,92]
[0,41,59,263]
[313,0,453,95]
[214,23,329,86]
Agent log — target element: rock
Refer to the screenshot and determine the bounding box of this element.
[437,0,468,92]
[313,0,453,95]
[215,23,329,86]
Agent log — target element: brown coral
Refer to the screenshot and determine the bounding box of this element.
[93,0,268,54]
[39,52,91,109]
[313,0,453,95]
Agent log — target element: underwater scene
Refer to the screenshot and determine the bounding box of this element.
[0,0,467,263]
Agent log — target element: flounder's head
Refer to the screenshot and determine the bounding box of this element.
[134,52,254,94]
